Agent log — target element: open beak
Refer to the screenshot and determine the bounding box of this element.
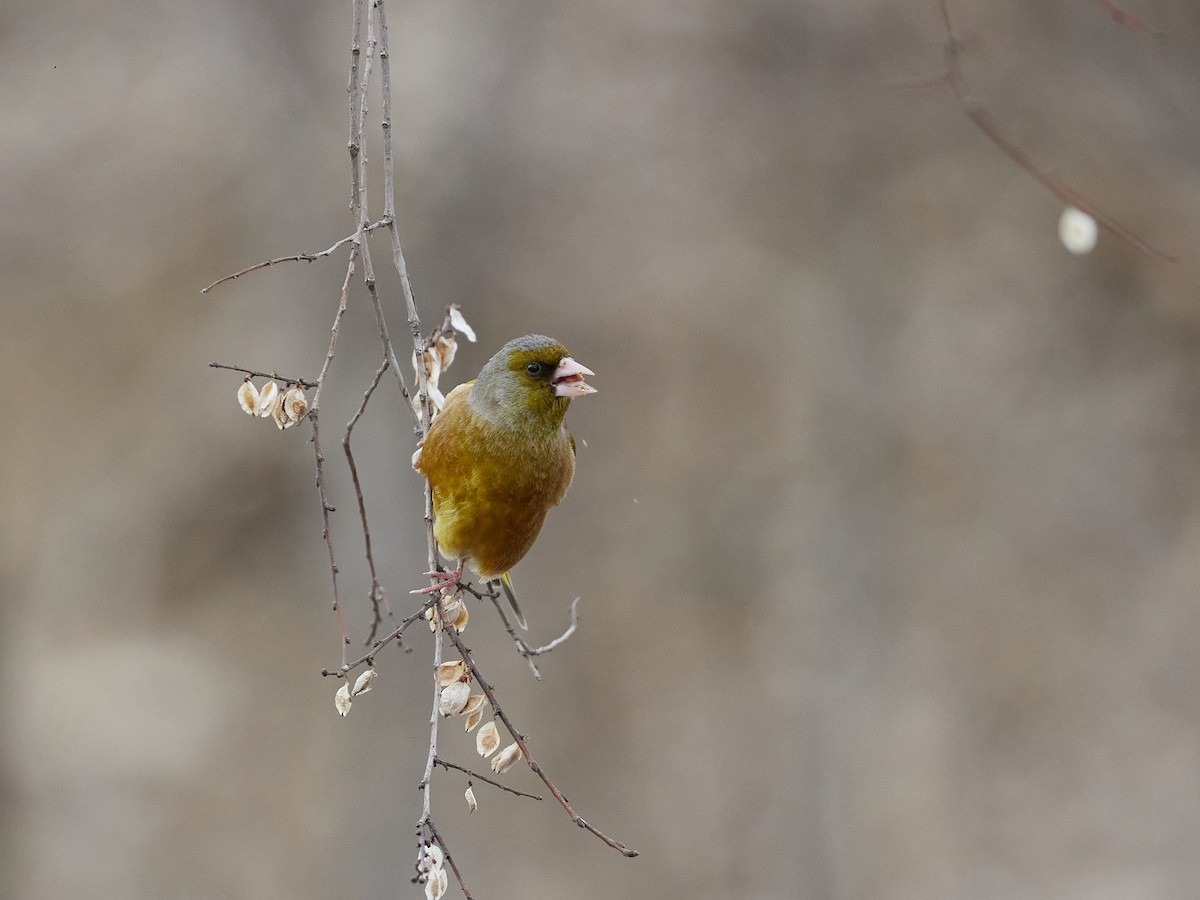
[552,357,597,397]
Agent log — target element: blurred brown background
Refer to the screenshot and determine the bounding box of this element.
[4,1,1200,898]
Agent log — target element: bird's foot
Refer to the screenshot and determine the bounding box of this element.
[411,561,465,596]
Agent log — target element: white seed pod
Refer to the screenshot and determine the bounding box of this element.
[476,721,500,757]
[256,380,279,417]
[490,742,523,775]
[1059,206,1098,255]
[426,843,444,869]
[282,385,307,425]
[434,333,458,372]
[439,681,470,716]
[334,682,352,717]
[436,660,467,687]
[450,602,469,632]
[237,380,259,415]
[414,346,442,390]
[448,305,476,342]
[439,594,463,620]
[424,866,448,900]
[460,694,486,718]
[465,785,477,813]
[351,668,376,697]
[465,696,489,734]
[270,391,289,430]
[418,842,444,872]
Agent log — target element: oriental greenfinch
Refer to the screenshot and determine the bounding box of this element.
[412,334,596,627]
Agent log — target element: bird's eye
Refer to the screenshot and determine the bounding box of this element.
[525,362,543,375]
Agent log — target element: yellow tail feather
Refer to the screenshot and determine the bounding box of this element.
[498,572,528,630]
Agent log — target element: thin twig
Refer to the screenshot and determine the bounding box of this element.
[445,626,639,857]
[349,5,455,884]
[422,819,472,900]
[486,593,582,679]
[434,758,543,801]
[349,0,421,437]
[208,362,317,389]
[375,0,430,438]
[937,0,1174,263]
[524,597,582,656]
[419,609,445,826]
[320,599,435,678]
[1096,0,1162,36]
[311,251,358,668]
[344,359,394,645]
[198,221,387,294]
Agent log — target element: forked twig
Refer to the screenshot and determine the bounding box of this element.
[445,626,639,857]
[487,593,582,679]
[199,219,388,294]
[344,359,394,644]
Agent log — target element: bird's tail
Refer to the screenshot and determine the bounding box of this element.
[496,572,528,630]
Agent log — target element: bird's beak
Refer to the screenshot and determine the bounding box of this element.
[553,357,597,397]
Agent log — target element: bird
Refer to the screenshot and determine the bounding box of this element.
[412,334,596,628]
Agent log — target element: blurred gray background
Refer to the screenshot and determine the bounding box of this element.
[4,1,1200,898]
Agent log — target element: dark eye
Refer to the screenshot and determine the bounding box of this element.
[525,362,543,375]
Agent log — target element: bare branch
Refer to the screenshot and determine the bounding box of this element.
[199,221,387,294]
[211,0,634,886]
[309,251,358,668]
[486,592,583,679]
[208,362,317,389]
[937,0,1174,262]
[434,758,543,801]
[375,0,432,439]
[343,360,394,644]
[421,820,473,900]
[445,626,639,857]
[1096,0,1163,36]
[419,609,445,828]
[523,597,582,656]
[321,599,435,678]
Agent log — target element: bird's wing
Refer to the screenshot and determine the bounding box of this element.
[440,380,473,412]
[413,380,474,473]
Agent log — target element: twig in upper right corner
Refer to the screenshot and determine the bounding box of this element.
[935,0,1175,263]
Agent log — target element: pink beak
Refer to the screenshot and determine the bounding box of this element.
[552,357,597,397]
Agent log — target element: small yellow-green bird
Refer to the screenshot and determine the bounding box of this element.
[413,334,596,627]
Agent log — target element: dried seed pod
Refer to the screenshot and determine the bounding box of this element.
[433,333,458,373]
[476,721,500,757]
[1059,206,1098,255]
[447,305,476,343]
[237,380,259,415]
[439,681,470,716]
[256,380,279,417]
[334,683,352,717]
[436,661,467,687]
[282,385,307,425]
[424,866,447,900]
[490,742,523,775]
[351,668,376,697]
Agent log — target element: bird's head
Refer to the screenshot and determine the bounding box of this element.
[472,334,596,428]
